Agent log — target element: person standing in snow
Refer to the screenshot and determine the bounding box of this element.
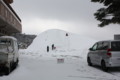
[47,46,49,52]
[52,44,54,50]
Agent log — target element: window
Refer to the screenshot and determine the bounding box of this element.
[111,41,120,51]
[0,39,14,53]
[92,43,98,51]
[102,42,109,50]
[97,42,103,50]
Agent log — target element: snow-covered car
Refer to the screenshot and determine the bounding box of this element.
[87,40,120,71]
[0,36,19,75]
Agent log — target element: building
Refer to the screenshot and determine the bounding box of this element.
[0,0,22,36]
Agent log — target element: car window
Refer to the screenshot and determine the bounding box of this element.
[97,42,109,50]
[0,39,13,52]
[97,42,103,50]
[111,41,120,51]
[102,42,109,50]
[92,43,98,51]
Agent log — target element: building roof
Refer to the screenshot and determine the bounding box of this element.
[3,0,21,22]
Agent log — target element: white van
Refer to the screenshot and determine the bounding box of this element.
[87,40,120,71]
[0,36,19,75]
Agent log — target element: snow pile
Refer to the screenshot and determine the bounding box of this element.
[23,29,96,57]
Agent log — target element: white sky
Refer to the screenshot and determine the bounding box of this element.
[12,0,120,40]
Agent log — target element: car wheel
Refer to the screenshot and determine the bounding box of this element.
[101,60,108,72]
[87,57,92,66]
[14,59,19,69]
[5,63,11,75]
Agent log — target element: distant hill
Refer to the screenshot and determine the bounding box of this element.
[12,33,36,49]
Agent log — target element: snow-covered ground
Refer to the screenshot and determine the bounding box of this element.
[0,29,120,80]
[0,52,120,80]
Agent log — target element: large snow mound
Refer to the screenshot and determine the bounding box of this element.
[24,29,96,56]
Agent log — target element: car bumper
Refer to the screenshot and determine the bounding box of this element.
[106,58,120,67]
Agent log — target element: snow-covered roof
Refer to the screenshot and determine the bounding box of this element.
[0,36,17,41]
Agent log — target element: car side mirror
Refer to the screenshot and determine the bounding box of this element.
[89,48,93,51]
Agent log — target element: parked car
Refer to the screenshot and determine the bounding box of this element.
[0,36,19,75]
[87,40,120,71]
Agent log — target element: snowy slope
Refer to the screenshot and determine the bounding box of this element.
[25,29,96,56]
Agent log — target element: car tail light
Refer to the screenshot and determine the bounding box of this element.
[107,49,112,57]
[107,49,111,52]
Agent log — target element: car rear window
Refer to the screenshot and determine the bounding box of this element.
[111,41,120,51]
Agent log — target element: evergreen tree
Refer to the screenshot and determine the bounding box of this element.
[91,0,120,27]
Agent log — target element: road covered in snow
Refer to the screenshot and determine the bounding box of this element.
[0,50,120,80]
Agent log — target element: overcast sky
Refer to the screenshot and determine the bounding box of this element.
[12,0,120,40]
